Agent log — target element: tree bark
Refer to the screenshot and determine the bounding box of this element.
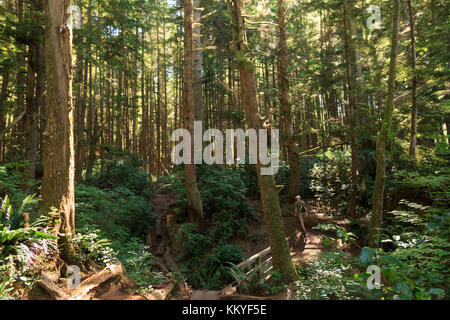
[184,0,204,228]
[193,0,204,127]
[40,0,79,265]
[369,0,400,248]
[407,0,418,159]
[342,0,358,217]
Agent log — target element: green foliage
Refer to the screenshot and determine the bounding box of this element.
[0,162,35,207]
[0,280,14,300]
[313,223,357,247]
[197,165,254,242]
[71,227,117,265]
[166,165,254,243]
[75,184,154,242]
[389,167,450,208]
[118,240,166,288]
[0,195,57,299]
[167,166,254,290]
[293,251,360,300]
[229,262,266,295]
[75,149,158,289]
[177,223,211,258]
[0,194,36,231]
[177,223,244,290]
[309,151,373,214]
[86,148,152,198]
[355,246,447,300]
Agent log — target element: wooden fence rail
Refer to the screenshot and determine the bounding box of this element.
[234,237,290,281]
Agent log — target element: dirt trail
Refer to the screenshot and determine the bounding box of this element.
[99,193,358,300]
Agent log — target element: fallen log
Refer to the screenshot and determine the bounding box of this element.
[68,263,124,300]
[37,273,68,300]
[143,281,175,300]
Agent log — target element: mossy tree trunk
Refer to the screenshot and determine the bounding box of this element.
[193,0,204,127]
[184,0,204,229]
[369,0,400,248]
[407,0,418,160]
[227,0,298,283]
[342,0,358,218]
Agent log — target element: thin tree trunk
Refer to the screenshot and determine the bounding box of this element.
[193,0,204,127]
[15,0,26,150]
[407,0,418,159]
[184,0,204,228]
[369,0,400,248]
[278,0,300,200]
[342,0,358,217]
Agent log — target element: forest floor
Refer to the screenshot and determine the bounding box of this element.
[97,190,361,300]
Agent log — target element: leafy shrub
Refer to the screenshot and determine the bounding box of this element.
[75,185,154,242]
[356,246,447,300]
[117,239,165,287]
[0,162,34,208]
[177,223,244,290]
[71,227,117,265]
[86,148,152,198]
[197,165,253,242]
[0,195,57,299]
[177,223,211,259]
[0,280,14,300]
[203,243,244,290]
[389,169,450,208]
[293,251,360,300]
[166,165,254,243]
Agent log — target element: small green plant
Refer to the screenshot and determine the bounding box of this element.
[118,240,166,287]
[313,223,358,248]
[265,270,287,295]
[71,228,117,265]
[0,278,14,300]
[229,262,267,295]
[293,251,360,300]
[0,195,57,298]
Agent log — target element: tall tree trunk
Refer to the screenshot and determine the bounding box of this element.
[0,70,10,162]
[342,0,358,217]
[193,0,204,127]
[40,0,79,265]
[278,0,300,200]
[227,0,298,283]
[369,0,400,248]
[24,43,38,181]
[184,0,204,228]
[15,0,26,150]
[407,0,418,159]
[24,0,44,182]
